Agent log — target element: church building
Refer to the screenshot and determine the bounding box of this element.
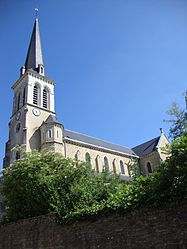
[3,15,169,177]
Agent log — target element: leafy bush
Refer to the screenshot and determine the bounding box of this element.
[1,152,121,223]
[1,135,187,224]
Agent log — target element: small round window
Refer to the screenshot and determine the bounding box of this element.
[16,123,21,133]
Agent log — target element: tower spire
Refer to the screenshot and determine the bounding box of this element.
[24,9,44,75]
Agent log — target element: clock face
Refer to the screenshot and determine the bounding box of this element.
[32,108,41,116]
[16,111,21,121]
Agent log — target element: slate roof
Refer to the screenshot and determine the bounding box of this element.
[64,129,138,157]
[25,17,44,71]
[132,136,160,157]
[45,115,57,123]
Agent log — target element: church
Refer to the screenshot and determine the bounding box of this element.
[3,15,169,177]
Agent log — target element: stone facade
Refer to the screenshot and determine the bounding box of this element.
[65,140,133,175]
[139,134,169,175]
[0,203,186,249]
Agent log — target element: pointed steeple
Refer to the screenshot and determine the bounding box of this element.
[24,14,44,75]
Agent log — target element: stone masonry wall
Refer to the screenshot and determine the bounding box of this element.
[0,203,187,249]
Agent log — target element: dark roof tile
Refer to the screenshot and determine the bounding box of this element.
[45,115,57,123]
[64,129,137,157]
[132,136,160,157]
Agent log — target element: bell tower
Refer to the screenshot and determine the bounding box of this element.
[3,14,56,167]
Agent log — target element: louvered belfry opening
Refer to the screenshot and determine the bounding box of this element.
[33,85,38,105]
[43,89,47,108]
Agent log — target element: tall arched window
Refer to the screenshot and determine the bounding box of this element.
[43,88,48,108]
[23,87,26,106]
[16,151,20,160]
[48,129,52,138]
[147,162,152,173]
[127,164,131,177]
[17,93,21,110]
[120,160,125,174]
[33,85,39,105]
[85,152,91,164]
[104,157,109,171]
[95,156,99,173]
[112,159,116,174]
[75,150,80,161]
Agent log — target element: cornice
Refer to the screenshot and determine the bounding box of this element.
[12,73,28,90]
[12,70,54,90]
[64,138,139,159]
[40,140,63,148]
[27,70,54,85]
[11,104,56,119]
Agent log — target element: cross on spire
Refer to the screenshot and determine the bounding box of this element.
[35,8,39,19]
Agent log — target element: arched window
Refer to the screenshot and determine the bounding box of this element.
[16,151,20,160]
[112,159,116,174]
[120,160,125,174]
[95,156,99,173]
[127,163,131,177]
[48,129,52,138]
[43,88,48,108]
[17,93,21,110]
[33,85,39,105]
[23,87,26,106]
[57,130,59,138]
[75,150,80,161]
[16,123,21,133]
[104,156,109,171]
[85,152,91,164]
[147,162,152,173]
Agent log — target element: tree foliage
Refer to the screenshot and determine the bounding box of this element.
[63,136,187,221]
[165,101,187,140]
[2,135,187,224]
[1,152,121,223]
[127,159,141,178]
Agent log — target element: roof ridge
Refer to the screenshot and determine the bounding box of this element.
[132,136,160,149]
[64,129,132,150]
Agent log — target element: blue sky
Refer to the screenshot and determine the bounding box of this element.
[0,0,187,169]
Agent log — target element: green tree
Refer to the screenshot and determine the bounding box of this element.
[127,159,141,178]
[165,95,187,140]
[1,151,121,223]
[131,135,187,207]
